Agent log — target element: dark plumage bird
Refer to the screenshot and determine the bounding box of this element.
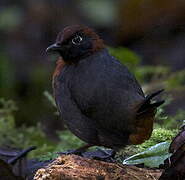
[46,25,164,151]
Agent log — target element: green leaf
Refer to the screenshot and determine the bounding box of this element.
[166,70,185,89]
[0,7,22,31]
[123,142,171,168]
[109,47,141,72]
[43,91,57,108]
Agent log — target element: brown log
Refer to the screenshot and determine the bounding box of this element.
[34,155,162,180]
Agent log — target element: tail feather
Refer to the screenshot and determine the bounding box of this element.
[131,89,164,145]
[137,89,165,114]
[148,100,165,109]
[145,89,164,101]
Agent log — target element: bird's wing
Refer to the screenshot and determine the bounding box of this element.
[94,54,146,132]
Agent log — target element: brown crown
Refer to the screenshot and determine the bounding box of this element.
[56,25,105,52]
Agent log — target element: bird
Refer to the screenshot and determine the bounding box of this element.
[46,25,164,152]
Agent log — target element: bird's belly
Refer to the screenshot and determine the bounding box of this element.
[71,80,137,133]
[68,56,145,147]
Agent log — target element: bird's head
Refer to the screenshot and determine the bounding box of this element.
[46,25,105,63]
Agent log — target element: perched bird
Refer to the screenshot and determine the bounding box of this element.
[46,25,164,151]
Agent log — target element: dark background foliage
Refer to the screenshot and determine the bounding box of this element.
[0,0,185,157]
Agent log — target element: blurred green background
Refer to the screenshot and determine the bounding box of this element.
[0,0,185,158]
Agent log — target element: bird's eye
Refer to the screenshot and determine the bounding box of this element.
[72,35,83,45]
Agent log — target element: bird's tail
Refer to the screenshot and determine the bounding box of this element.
[137,89,165,114]
[129,89,165,145]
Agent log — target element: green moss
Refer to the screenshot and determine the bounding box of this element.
[135,65,170,83]
[165,110,185,129]
[0,54,16,96]
[136,128,178,152]
[0,98,87,159]
[166,70,185,89]
[154,95,185,129]
[109,47,141,72]
[0,98,17,145]
[118,127,178,159]
[0,98,55,158]
[56,131,85,151]
[0,96,182,161]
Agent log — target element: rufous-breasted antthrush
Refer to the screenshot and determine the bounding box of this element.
[46,25,164,151]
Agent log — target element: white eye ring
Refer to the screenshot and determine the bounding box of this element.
[72,35,83,45]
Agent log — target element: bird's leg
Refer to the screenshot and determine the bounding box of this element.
[81,147,116,162]
[72,144,94,154]
[75,144,93,153]
[57,145,116,162]
[58,144,93,156]
[96,148,116,160]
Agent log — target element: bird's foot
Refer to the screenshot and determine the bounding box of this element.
[82,148,116,162]
[57,145,116,162]
[57,144,93,156]
[57,149,83,156]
